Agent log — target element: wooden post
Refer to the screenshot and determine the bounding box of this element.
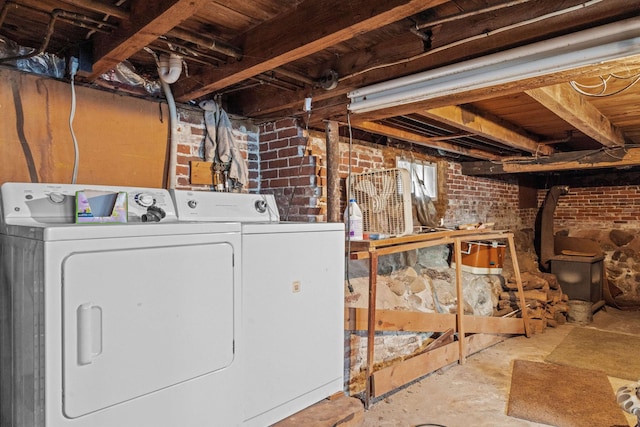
[325,120,341,223]
[508,234,531,337]
[365,249,378,409]
[454,238,466,364]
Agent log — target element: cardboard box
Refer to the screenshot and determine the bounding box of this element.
[75,190,128,223]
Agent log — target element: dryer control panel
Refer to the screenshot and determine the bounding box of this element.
[0,182,177,226]
[171,190,280,223]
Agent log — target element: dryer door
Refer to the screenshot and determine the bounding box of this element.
[62,241,234,419]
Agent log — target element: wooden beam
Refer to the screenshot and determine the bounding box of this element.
[326,121,341,223]
[461,147,640,175]
[420,106,555,156]
[86,0,209,79]
[58,0,130,19]
[463,315,525,334]
[238,0,640,120]
[525,83,628,148]
[344,308,456,333]
[173,0,448,101]
[351,120,501,161]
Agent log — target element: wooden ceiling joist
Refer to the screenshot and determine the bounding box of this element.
[461,147,640,175]
[351,120,501,161]
[525,83,628,148]
[173,0,448,102]
[420,105,555,156]
[86,0,209,79]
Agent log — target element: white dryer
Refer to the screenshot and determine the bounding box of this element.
[0,183,243,427]
[172,190,345,427]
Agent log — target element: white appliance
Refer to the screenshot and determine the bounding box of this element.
[0,183,243,427]
[171,190,345,427]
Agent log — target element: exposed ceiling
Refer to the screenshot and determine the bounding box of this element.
[1,0,640,175]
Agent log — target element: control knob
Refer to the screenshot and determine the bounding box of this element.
[135,193,155,207]
[255,199,268,213]
[48,192,66,204]
[188,199,198,209]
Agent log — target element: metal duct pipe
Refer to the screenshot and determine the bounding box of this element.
[540,185,569,270]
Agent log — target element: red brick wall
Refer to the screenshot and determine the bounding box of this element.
[261,121,531,230]
[175,108,260,191]
[537,185,640,230]
[444,163,524,230]
[259,118,323,221]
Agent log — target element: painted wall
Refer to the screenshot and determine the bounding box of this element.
[0,68,169,187]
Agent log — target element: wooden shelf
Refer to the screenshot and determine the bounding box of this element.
[345,229,530,408]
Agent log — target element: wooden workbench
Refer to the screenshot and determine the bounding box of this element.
[346,229,530,408]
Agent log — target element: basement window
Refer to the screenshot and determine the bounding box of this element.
[396,157,438,201]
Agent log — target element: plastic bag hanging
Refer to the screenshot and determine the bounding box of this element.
[200,100,249,190]
[411,163,438,228]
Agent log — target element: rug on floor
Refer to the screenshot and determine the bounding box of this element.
[507,359,627,427]
[545,326,640,380]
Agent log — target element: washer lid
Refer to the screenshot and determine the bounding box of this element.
[242,222,344,234]
[2,220,241,241]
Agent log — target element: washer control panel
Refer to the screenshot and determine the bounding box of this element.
[0,183,177,225]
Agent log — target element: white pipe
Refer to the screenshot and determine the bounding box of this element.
[348,15,640,111]
[158,53,183,84]
[161,80,179,189]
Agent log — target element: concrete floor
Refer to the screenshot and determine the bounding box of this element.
[362,307,640,427]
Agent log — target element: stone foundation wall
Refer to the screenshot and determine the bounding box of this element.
[538,181,640,305]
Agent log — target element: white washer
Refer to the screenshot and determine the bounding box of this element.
[0,183,243,427]
[172,190,345,427]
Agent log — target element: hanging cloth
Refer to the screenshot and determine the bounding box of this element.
[200,100,249,187]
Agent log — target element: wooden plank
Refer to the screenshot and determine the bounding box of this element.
[372,333,510,397]
[344,308,456,333]
[272,393,364,427]
[463,315,525,335]
[420,106,554,156]
[347,228,508,254]
[525,83,627,148]
[508,234,531,337]
[464,333,509,356]
[371,340,460,397]
[174,0,448,101]
[423,328,455,351]
[190,161,213,185]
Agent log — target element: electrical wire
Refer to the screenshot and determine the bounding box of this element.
[570,72,640,97]
[345,112,354,294]
[339,0,604,83]
[283,102,313,221]
[69,60,79,184]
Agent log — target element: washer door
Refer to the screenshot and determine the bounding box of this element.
[62,242,234,418]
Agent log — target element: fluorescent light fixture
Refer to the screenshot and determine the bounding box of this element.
[347,16,640,114]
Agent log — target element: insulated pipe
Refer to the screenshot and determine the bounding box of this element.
[155,52,182,189]
[161,79,179,190]
[539,185,569,270]
[158,53,183,84]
